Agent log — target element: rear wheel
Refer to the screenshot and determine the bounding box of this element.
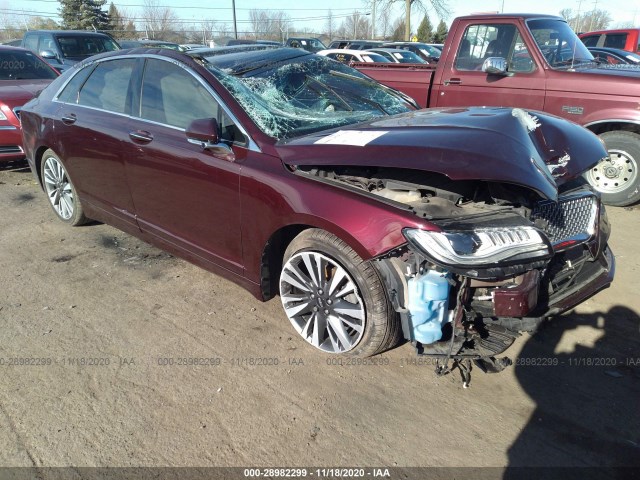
[40,149,88,226]
[279,229,401,357]
[585,131,640,206]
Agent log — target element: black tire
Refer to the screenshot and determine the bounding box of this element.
[280,229,401,357]
[40,149,89,226]
[585,131,640,207]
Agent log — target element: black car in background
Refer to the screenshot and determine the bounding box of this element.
[587,47,640,65]
[21,30,120,72]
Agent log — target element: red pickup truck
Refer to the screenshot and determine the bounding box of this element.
[353,13,640,206]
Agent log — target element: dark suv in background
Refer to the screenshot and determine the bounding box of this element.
[21,30,120,72]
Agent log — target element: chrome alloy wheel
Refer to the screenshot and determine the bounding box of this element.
[43,156,74,220]
[280,251,366,353]
[585,149,638,194]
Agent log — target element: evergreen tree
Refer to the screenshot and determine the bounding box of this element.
[433,19,448,43]
[416,15,433,42]
[59,0,110,30]
[107,2,125,37]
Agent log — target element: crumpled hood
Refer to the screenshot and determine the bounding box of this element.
[277,107,608,201]
[0,80,54,108]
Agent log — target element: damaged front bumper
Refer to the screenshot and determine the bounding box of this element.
[376,189,615,368]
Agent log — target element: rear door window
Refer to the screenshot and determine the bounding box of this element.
[581,34,600,47]
[77,59,136,114]
[603,33,627,49]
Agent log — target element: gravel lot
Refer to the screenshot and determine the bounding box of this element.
[0,160,639,476]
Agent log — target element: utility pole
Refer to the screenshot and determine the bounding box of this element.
[575,0,583,31]
[588,0,598,32]
[232,0,238,39]
[404,0,411,42]
[371,0,376,40]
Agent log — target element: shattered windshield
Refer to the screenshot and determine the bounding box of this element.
[527,19,596,69]
[205,55,415,140]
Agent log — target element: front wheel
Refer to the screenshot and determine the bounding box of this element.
[279,229,401,357]
[40,149,88,226]
[585,131,640,207]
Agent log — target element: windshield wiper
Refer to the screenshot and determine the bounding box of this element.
[554,57,599,69]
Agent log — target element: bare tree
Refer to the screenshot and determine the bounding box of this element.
[340,11,371,40]
[560,7,612,32]
[373,0,450,41]
[248,9,290,41]
[391,17,405,41]
[377,7,393,40]
[0,12,60,41]
[140,0,180,40]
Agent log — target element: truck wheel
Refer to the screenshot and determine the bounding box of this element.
[279,229,401,357]
[585,131,640,207]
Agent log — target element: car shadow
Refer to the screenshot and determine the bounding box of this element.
[0,158,30,172]
[504,306,640,478]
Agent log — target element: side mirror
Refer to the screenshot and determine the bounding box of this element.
[185,118,235,160]
[481,57,512,76]
[39,50,57,60]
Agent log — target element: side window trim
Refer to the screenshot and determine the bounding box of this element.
[53,63,98,104]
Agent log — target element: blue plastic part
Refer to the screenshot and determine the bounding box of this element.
[407,270,450,345]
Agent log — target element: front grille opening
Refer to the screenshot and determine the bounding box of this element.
[531,193,597,245]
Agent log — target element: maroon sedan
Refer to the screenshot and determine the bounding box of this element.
[0,46,58,161]
[20,47,614,375]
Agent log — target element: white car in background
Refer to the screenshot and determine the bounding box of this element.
[316,49,390,64]
[366,48,427,64]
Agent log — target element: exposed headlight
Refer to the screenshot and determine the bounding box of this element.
[403,226,553,268]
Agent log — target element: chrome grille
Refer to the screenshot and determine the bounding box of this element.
[531,193,598,246]
[0,146,23,154]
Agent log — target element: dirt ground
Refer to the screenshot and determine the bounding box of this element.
[0,160,639,476]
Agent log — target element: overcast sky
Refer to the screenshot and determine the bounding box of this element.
[11,0,638,33]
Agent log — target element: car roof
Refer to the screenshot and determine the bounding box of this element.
[587,46,627,53]
[580,28,640,36]
[367,48,414,53]
[25,30,113,36]
[455,13,562,21]
[0,45,32,52]
[189,46,311,74]
[319,49,373,55]
[69,46,311,77]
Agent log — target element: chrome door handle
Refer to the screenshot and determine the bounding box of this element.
[444,78,462,86]
[61,114,76,124]
[129,131,153,143]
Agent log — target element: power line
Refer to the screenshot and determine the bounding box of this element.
[0,8,363,24]
[15,0,358,11]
